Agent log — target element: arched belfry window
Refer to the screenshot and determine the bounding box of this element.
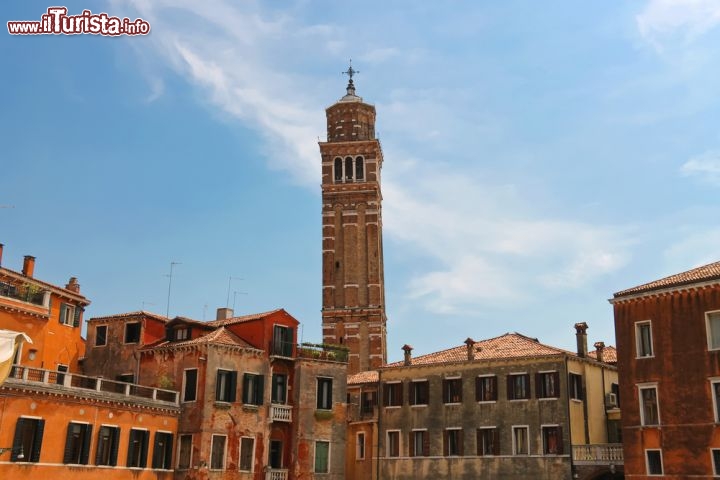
[345,157,354,181]
[355,156,364,181]
[334,158,342,183]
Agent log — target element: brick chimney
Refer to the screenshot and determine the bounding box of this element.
[402,344,413,366]
[574,322,588,358]
[594,341,605,363]
[216,307,234,320]
[65,277,80,293]
[0,244,4,267]
[464,337,476,361]
[22,255,35,277]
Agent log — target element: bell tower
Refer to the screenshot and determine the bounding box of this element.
[319,65,387,374]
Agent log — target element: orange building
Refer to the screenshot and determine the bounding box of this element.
[0,244,90,373]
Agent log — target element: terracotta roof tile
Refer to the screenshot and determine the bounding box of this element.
[207,308,285,327]
[0,267,90,304]
[148,327,256,350]
[348,370,379,385]
[89,310,169,323]
[614,260,720,297]
[588,346,617,364]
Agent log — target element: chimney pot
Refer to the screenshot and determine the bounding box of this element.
[574,322,589,358]
[65,277,80,293]
[216,307,234,320]
[402,344,413,366]
[594,341,606,363]
[22,255,35,277]
[464,337,476,361]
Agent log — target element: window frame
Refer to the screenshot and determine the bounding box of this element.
[239,436,255,472]
[215,369,237,403]
[512,426,529,456]
[645,449,663,475]
[443,377,463,404]
[333,157,343,183]
[243,372,265,406]
[383,381,403,407]
[569,373,583,401]
[271,373,288,404]
[11,416,45,463]
[410,429,429,457]
[711,378,720,423]
[635,320,654,358]
[95,425,120,467]
[386,430,400,458]
[63,421,92,465]
[182,368,198,403]
[210,434,227,471]
[59,303,76,326]
[317,377,333,410]
[711,448,720,476]
[177,434,192,470]
[127,428,150,468]
[444,428,463,457]
[314,440,330,473]
[638,383,660,426]
[476,375,498,403]
[707,310,720,351]
[541,425,563,455]
[124,321,141,344]
[151,431,174,470]
[356,432,366,460]
[477,427,498,456]
[537,371,560,399]
[507,373,530,401]
[271,324,294,357]
[409,379,429,406]
[355,156,365,181]
[95,325,108,347]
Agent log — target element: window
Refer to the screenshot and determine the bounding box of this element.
[345,156,354,181]
[315,441,329,473]
[410,430,429,457]
[537,372,560,398]
[712,380,720,423]
[177,434,192,470]
[174,327,189,341]
[476,375,497,402]
[59,303,77,326]
[569,373,583,400]
[152,432,173,470]
[444,429,463,456]
[410,380,429,405]
[127,429,149,468]
[95,425,120,466]
[636,321,654,357]
[334,157,342,182]
[11,417,44,462]
[611,382,621,408]
[272,373,287,404]
[639,385,660,426]
[477,428,498,456]
[508,373,530,400]
[646,449,663,475]
[383,382,403,407]
[210,435,226,470]
[269,440,282,468]
[183,369,197,402]
[95,325,107,347]
[357,432,366,459]
[707,311,720,350]
[240,437,254,471]
[56,364,68,385]
[243,373,265,405]
[513,426,529,455]
[63,422,92,464]
[272,325,294,356]
[215,369,237,403]
[712,449,720,476]
[124,322,141,343]
[317,377,333,410]
[361,391,377,414]
[443,378,462,403]
[386,431,400,457]
[355,156,364,180]
[542,426,563,455]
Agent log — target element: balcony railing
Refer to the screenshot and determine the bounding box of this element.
[0,281,46,306]
[572,444,624,465]
[297,342,349,363]
[270,404,292,422]
[6,365,179,406]
[266,469,288,480]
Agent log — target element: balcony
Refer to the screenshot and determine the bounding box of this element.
[266,469,288,480]
[297,342,349,363]
[0,281,50,316]
[5,365,180,406]
[270,404,292,422]
[572,444,624,465]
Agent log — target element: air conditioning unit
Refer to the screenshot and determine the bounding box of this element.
[605,392,618,408]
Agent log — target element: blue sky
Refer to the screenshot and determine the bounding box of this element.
[2,1,720,360]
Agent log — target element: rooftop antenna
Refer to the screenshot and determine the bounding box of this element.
[226,276,243,308]
[165,261,181,318]
[203,303,208,321]
[232,291,248,311]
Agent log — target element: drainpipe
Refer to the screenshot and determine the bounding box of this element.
[376,369,382,480]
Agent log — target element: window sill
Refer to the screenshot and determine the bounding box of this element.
[570,398,583,404]
[410,404,428,408]
[509,398,530,402]
[635,355,655,359]
[477,400,497,404]
[443,402,462,406]
[538,397,559,401]
[384,405,401,409]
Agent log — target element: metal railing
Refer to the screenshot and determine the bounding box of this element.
[266,469,288,480]
[0,281,46,306]
[572,444,624,465]
[296,343,349,363]
[270,404,292,422]
[6,365,179,406]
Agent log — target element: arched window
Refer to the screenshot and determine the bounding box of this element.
[345,157,354,181]
[355,156,364,180]
[334,158,342,183]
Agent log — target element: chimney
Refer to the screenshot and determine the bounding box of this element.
[402,344,413,366]
[216,307,234,320]
[65,277,80,293]
[0,244,4,267]
[464,337,476,361]
[594,341,605,363]
[574,322,589,358]
[22,255,35,277]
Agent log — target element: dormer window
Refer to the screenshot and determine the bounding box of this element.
[176,327,189,341]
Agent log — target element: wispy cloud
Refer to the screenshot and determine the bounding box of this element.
[637,0,720,49]
[681,150,720,185]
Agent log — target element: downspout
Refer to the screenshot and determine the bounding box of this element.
[376,369,382,480]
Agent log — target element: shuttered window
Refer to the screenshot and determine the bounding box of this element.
[63,422,92,464]
[11,417,45,462]
[127,429,149,468]
[95,426,120,466]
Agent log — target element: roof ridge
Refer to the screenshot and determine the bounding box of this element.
[614,259,720,297]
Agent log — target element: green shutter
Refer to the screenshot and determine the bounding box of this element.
[73,307,82,327]
[11,418,25,462]
[31,419,44,462]
[80,424,92,464]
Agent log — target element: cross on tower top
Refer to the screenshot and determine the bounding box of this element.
[341,60,359,96]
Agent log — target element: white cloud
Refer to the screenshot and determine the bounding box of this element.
[681,150,720,185]
[637,0,720,47]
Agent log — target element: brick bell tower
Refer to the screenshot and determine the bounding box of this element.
[319,65,387,374]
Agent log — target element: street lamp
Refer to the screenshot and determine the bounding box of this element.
[0,445,24,459]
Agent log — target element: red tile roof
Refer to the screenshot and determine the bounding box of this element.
[147,327,256,350]
[0,267,90,304]
[207,308,286,327]
[614,260,720,298]
[348,370,379,385]
[587,345,617,364]
[89,310,169,323]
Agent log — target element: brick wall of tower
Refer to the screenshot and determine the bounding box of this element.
[320,95,387,375]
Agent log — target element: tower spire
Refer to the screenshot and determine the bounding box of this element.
[341,59,359,96]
